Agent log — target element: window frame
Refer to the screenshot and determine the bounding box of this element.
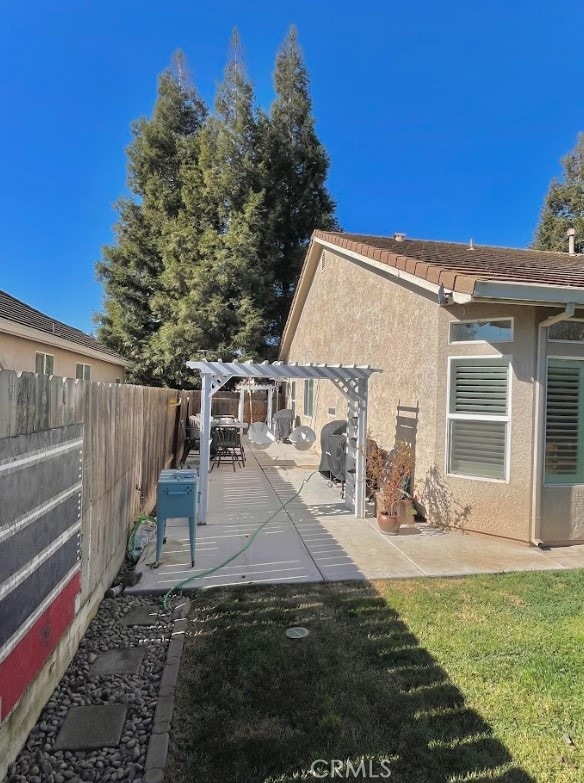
[449,317,514,345]
[547,318,584,344]
[544,355,584,487]
[76,362,91,381]
[303,379,314,418]
[445,354,512,484]
[35,352,55,376]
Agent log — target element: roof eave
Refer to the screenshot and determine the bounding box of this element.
[0,317,130,367]
[472,280,584,307]
[279,237,322,358]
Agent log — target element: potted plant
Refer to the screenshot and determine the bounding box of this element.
[368,440,414,535]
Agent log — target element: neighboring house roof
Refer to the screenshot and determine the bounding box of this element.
[280,230,584,356]
[0,289,129,366]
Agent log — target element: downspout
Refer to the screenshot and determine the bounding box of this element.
[531,303,576,546]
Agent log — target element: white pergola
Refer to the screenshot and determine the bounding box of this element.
[186,361,381,525]
[235,379,276,426]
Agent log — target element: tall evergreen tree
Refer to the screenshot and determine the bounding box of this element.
[151,30,272,382]
[263,26,338,338]
[96,52,206,384]
[533,133,584,253]
[97,32,338,386]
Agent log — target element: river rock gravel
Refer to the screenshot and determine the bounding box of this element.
[3,595,176,783]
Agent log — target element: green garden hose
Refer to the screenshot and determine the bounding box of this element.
[161,469,318,608]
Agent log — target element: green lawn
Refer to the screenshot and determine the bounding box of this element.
[165,572,584,783]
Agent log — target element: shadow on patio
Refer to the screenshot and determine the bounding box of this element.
[166,581,534,783]
[128,438,581,595]
[131,442,372,592]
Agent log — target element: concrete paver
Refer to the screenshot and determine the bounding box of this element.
[118,606,159,625]
[89,647,145,677]
[53,705,127,751]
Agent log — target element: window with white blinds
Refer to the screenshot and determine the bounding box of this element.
[545,359,583,484]
[447,357,510,480]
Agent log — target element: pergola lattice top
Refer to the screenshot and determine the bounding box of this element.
[186,361,379,381]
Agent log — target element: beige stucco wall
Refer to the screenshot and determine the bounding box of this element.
[0,331,125,382]
[283,246,545,543]
[437,302,538,542]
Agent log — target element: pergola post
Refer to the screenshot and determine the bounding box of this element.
[354,379,368,518]
[267,387,274,428]
[238,386,245,423]
[198,373,213,525]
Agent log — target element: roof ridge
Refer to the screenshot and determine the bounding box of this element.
[323,231,575,257]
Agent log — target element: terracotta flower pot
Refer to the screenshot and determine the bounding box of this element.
[375,491,402,535]
[377,511,401,535]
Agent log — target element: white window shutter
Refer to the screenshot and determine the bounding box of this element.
[545,361,581,481]
[448,358,509,480]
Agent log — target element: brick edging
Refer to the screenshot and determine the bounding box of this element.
[143,597,191,783]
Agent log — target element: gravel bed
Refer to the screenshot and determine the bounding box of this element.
[3,595,176,783]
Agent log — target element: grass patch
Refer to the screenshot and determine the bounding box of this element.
[166,573,584,782]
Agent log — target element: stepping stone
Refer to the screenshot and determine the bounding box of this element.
[53,704,127,750]
[118,606,159,626]
[89,647,145,677]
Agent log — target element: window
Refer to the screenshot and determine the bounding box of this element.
[35,352,54,375]
[548,321,584,343]
[303,379,314,417]
[447,357,510,480]
[76,363,91,380]
[290,381,296,402]
[545,359,584,484]
[450,319,513,344]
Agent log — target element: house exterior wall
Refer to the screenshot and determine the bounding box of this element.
[0,331,125,382]
[283,246,547,543]
[437,302,538,542]
[284,247,442,500]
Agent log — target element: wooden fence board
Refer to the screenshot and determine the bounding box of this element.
[0,370,190,603]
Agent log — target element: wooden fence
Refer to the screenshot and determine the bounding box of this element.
[188,389,281,423]
[0,370,190,772]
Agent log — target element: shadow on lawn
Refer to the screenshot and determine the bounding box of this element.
[167,582,534,783]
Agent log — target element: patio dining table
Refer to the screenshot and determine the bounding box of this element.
[210,419,249,431]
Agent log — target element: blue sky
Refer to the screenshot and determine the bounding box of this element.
[1,0,583,333]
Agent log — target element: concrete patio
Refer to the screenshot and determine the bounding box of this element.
[128,440,584,594]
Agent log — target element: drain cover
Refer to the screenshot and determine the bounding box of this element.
[285,626,309,639]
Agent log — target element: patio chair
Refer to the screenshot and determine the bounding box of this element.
[214,426,246,471]
[272,408,294,441]
[180,415,201,468]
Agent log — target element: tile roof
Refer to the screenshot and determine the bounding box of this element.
[315,231,584,294]
[0,289,128,364]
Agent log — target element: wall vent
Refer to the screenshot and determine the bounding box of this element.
[320,251,326,272]
[328,406,336,416]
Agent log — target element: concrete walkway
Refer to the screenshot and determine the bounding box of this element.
[128,441,584,594]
